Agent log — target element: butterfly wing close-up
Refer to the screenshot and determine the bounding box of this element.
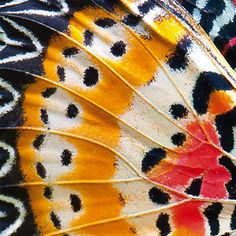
[178,0,236,71]
[0,0,236,235]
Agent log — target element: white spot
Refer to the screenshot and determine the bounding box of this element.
[120,94,186,149]
[118,122,157,172]
[87,22,128,61]
[116,181,173,215]
[51,186,83,229]
[139,68,193,120]
[35,134,77,181]
[43,88,82,130]
[61,50,100,90]
[112,157,137,180]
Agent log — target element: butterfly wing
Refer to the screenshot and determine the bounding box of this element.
[178,0,236,71]
[0,0,236,235]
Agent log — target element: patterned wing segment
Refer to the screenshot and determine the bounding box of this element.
[0,0,236,235]
[0,70,38,235]
[178,0,236,71]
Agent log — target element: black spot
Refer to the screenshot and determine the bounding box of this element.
[33,134,46,150]
[156,213,171,236]
[203,203,223,236]
[170,104,188,119]
[110,41,126,57]
[70,194,82,212]
[43,186,53,200]
[142,148,166,173]
[50,211,61,229]
[122,14,140,27]
[149,187,170,205]
[129,227,136,234]
[84,30,94,46]
[36,162,46,179]
[62,47,79,57]
[61,149,72,166]
[221,233,230,236]
[167,37,192,70]
[66,104,79,119]
[138,0,156,15]
[0,86,14,107]
[219,156,236,199]
[119,193,125,206]
[42,88,57,98]
[193,72,232,115]
[83,67,99,86]
[0,147,10,169]
[171,132,186,146]
[231,205,236,230]
[95,18,116,28]
[57,66,65,82]
[40,109,48,125]
[216,107,236,152]
[185,178,202,196]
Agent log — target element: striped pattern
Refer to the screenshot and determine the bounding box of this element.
[0,0,235,235]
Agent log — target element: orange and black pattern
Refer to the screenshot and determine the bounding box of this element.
[0,1,236,235]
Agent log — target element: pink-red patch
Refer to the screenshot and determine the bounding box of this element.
[149,120,230,199]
